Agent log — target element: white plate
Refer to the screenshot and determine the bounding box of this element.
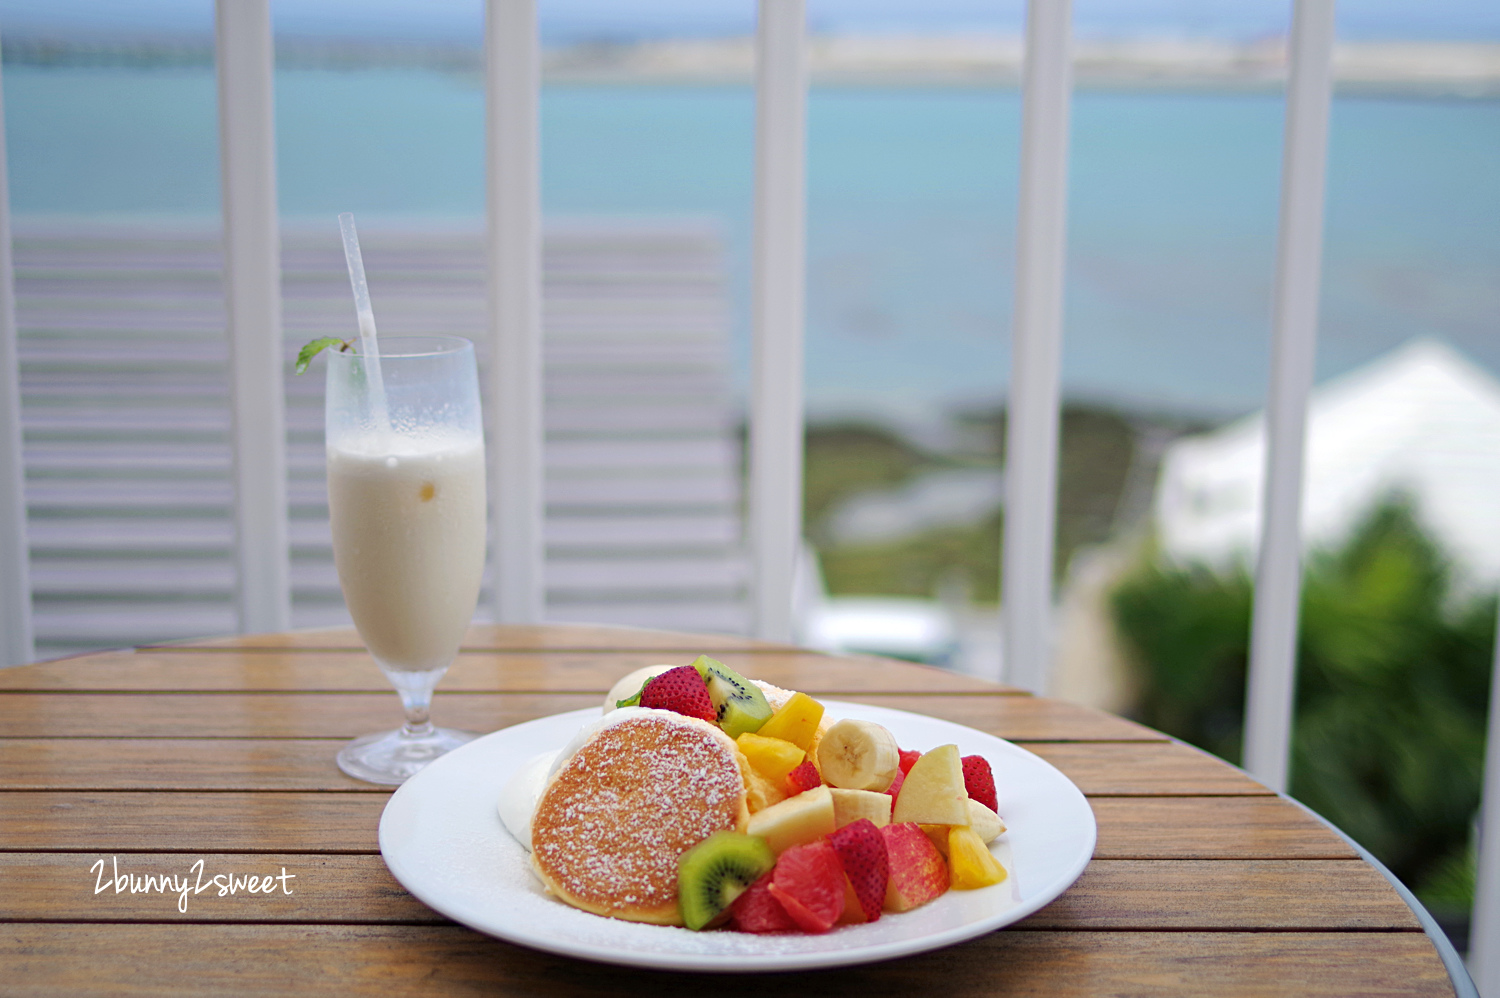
[379,700,1096,972]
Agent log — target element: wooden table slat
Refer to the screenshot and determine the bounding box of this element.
[0,792,1355,860]
[0,650,1016,694]
[145,624,793,652]
[1,853,431,923]
[0,737,1255,796]
[1022,858,1418,929]
[0,924,1454,997]
[1091,797,1360,859]
[0,691,1160,742]
[0,792,389,852]
[0,854,1419,932]
[1021,741,1271,796]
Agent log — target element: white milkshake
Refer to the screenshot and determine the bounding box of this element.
[328,440,487,673]
[323,330,486,785]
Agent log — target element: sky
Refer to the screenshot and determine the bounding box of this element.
[0,0,1497,43]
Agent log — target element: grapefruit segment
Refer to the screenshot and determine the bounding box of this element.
[766,839,845,933]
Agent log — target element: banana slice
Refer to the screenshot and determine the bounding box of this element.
[816,718,901,792]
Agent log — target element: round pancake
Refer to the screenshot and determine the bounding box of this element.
[530,709,749,925]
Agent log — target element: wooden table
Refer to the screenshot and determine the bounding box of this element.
[0,625,1467,996]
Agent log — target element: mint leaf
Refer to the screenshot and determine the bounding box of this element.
[295,337,352,375]
[615,681,650,709]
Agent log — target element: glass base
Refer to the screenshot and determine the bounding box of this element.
[336,725,477,785]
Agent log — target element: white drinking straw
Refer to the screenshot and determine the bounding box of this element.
[337,212,391,433]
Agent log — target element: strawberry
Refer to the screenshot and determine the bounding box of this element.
[784,759,821,796]
[767,839,845,933]
[829,818,888,922]
[898,748,922,774]
[961,754,997,812]
[638,665,716,723]
[728,871,798,933]
[885,764,906,799]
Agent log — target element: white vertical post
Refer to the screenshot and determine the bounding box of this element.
[486,0,544,624]
[1472,620,1500,994]
[216,0,290,635]
[1243,0,1336,794]
[0,39,33,667]
[1001,0,1072,693]
[749,0,808,644]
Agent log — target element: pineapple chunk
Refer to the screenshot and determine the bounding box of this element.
[948,825,1008,889]
[745,785,836,854]
[736,731,806,784]
[743,763,789,813]
[754,692,825,752]
[830,788,892,828]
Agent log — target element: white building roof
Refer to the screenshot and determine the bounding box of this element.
[1155,338,1500,581]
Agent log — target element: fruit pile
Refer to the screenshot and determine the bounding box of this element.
[618,657,1009,933]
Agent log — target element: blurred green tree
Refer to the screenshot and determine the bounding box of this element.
[1111,500,1493,919]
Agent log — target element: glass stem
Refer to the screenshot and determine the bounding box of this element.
[380,665,449,739]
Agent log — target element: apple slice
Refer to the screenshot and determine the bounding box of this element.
[881,822,949,912]
[891,744,969,826]
[745,785,836,854]
[830,788,892,829]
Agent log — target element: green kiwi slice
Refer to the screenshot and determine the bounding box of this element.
[677,830,775,930]
[689,655,773,738]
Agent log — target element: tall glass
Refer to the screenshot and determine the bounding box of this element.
[326,335,487,784]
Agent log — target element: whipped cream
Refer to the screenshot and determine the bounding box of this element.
[497,749,559,851]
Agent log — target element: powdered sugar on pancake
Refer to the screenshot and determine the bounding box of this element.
[529,709,748,920]
[547,706,656,780]
[498,706,722,853]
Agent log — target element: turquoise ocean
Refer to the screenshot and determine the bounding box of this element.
[6,65,1498,422]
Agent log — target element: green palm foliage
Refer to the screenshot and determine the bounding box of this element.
[1111,500,1493,918]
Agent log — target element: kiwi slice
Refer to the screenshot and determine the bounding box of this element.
[677,831,776,930]
[689,655,773,738]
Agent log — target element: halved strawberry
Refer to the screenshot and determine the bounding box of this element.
[638,665,716,723]
[898,748,922,774]
[829,818,888,922]
[961,754,998,812]
[767,839,845,933]
[884,764,906,799]
[784,759,822,796]
[728,871,798,933]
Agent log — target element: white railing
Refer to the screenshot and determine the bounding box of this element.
[0,0,1494,983]
[749,0,808,642]
[215,0,290,634]
[0,27,30,666]
[485,0,545,625]
[1242,0,1336,795]
[1001,0,1072,695]
[1476,628,1500,994]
